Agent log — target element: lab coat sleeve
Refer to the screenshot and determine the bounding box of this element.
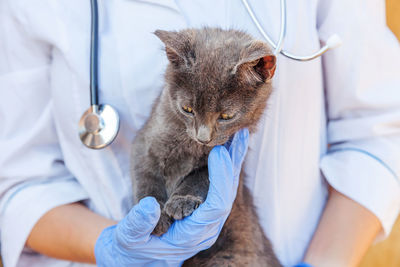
[317,0,400,239]
[0,2,89,267]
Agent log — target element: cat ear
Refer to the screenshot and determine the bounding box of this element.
[233,40,276,83]
[154,30,194,67]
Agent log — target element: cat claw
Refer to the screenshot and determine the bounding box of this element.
[152,211,172,236]
[164,195,203,220]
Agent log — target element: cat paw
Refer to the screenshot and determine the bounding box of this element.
[164,195,203,220]
[152,212,173,236]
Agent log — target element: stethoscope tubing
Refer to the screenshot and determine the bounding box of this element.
[274,0,286,56]
[90,0,99,106]
[241,0,341,61]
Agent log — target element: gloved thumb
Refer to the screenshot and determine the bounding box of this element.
[228,128,249,177]
[115,197,161,246]
[189,146,235,223]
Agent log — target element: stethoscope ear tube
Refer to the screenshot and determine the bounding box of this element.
[241,0,342,61]
[79,0,120,149]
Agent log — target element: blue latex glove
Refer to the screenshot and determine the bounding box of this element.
[293,263,314,267]
[95,129,249,267]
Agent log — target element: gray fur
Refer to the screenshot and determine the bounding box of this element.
[130,28,281,266]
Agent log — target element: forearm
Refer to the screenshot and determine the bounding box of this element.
[26,202,116,264]
[304,187,382,267]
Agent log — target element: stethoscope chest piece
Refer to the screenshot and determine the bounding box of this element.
[79,104,120,149]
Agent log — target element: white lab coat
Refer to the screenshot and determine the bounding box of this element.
[0,0,399,266]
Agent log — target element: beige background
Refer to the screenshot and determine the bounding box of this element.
[387,0,400,41]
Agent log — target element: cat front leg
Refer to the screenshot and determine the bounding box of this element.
[132,168,172,236]
[164,166,209,220]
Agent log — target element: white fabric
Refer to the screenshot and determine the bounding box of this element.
[0,0,399,266]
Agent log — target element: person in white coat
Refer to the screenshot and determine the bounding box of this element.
[0,0,399,266]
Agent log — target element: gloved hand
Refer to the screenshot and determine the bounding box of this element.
[293,263,314,267]
[95,129,249,267]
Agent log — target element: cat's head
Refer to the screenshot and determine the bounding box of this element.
[155,28,276,146]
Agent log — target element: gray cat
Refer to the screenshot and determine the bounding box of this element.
[130,28,281,267]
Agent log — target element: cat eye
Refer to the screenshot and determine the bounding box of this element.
[182,105,194,114]
[219,113,234,120]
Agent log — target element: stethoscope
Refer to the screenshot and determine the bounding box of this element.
[78,0,120,149]
[79,0,342,149]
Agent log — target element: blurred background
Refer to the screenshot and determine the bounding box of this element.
[359,1,399,266]
[386,0,400,41]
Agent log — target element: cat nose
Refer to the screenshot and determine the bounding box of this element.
[196,125,211,144]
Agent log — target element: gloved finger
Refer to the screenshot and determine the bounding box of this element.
[115,197,160,246]
[228,128,249,177]
[191,145,235,222]
[159,132,248,249]
[161,147,237,249]
[171,133,248,248]
[163,215,221,250]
